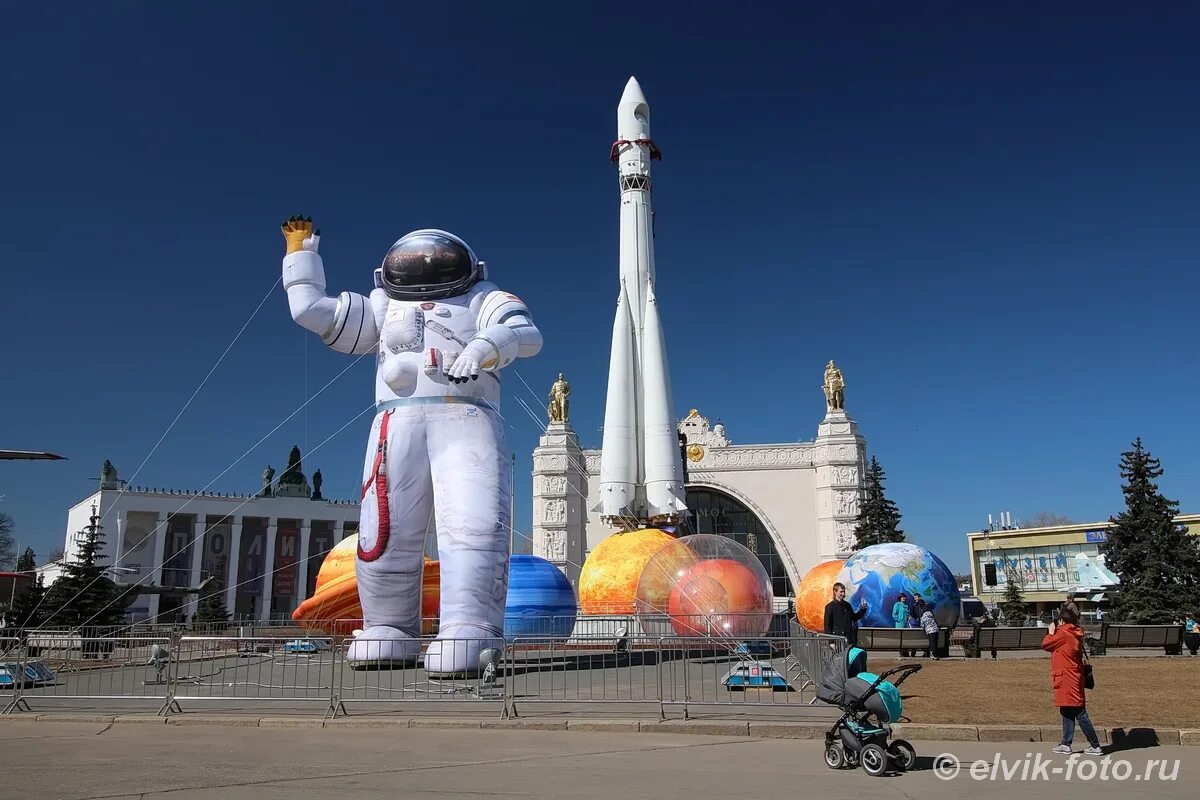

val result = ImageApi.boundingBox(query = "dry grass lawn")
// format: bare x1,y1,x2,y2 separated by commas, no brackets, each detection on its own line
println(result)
866,655,1200,729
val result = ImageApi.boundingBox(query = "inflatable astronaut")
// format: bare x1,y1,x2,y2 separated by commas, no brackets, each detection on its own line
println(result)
280,217,542,675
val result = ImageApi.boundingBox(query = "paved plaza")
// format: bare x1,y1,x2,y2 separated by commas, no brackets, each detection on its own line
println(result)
0,719,1195,800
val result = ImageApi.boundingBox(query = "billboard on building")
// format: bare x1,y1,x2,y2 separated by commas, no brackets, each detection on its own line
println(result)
119,511,159,578
202,516,232,587
162,514,195,588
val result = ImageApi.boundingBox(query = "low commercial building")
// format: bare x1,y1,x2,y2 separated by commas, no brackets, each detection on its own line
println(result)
966,513,1199,619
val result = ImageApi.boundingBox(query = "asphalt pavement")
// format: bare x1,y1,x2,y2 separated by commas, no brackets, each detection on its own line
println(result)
0,720,1195,800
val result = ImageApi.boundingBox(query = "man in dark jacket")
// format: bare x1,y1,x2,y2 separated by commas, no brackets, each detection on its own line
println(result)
824,582,868,644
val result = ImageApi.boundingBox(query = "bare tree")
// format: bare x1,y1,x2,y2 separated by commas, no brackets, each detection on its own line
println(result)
0,513,16,570
1024,512,1074,528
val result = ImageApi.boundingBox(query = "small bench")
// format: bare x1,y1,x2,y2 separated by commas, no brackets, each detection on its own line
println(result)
855,627,949,657
965,625,1047,659
1088,623,1184,656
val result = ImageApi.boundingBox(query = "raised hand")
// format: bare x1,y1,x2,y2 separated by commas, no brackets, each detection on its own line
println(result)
281,215,320,255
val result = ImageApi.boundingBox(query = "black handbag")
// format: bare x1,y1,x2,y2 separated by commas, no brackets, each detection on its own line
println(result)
1081,647,1095,690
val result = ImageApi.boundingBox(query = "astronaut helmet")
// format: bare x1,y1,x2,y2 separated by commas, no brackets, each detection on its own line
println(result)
377,229,486,301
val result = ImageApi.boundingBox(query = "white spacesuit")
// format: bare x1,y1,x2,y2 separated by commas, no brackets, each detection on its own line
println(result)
280,218,542,675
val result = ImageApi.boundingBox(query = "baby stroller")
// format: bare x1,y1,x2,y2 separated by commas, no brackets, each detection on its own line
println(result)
816,646,923,776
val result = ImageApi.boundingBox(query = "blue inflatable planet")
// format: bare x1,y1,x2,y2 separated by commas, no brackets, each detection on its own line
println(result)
504,554,578,641
838,542,961,629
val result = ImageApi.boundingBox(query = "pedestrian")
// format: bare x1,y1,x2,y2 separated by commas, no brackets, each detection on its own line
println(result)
920,607,940,660
1185,613,1199,656
1042,606,1103,755
892,592,911,656
910,594,931,656
1061,592,1080,620
824,582,868,647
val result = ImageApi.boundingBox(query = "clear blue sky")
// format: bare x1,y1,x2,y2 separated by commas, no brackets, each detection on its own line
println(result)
2,3,1197,573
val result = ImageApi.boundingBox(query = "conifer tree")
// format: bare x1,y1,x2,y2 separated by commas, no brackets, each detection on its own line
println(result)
852,456,906,549
1101,438,1200,623
15,547,35,574
1000,570,1027,625
193,576,231,625
8,575,48,629
43,506,125,629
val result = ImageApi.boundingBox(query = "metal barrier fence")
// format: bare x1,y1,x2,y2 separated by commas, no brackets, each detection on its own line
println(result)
0,620,847,720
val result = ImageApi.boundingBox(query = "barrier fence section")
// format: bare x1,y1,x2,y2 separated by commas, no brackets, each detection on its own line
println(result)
0,619,847,720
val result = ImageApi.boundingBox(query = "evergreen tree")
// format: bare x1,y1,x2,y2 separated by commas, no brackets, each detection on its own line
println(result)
193,576,231,625
999,570,1027,625
1101,438,1200,623
16,547,36,574
8,575,48,629
42,505,125,629
852,456,905,549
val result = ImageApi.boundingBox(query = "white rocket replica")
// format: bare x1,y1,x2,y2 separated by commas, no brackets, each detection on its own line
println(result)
596,77,688,529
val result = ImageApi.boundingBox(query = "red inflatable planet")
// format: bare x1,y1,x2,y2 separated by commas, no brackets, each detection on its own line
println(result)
666,558,773,638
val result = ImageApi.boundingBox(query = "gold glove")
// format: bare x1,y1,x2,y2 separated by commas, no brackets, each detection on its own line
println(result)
281,215,319,255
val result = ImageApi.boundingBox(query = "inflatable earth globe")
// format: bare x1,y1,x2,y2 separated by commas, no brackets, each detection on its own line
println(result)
837,542,961,629
634,534,773,639
794,558,845,633
504,554,578,642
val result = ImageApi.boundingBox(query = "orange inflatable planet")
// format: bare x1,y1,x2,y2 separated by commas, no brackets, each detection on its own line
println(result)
666,558,773,637
795,558,845,633
578,528,676,615
291,534,440,635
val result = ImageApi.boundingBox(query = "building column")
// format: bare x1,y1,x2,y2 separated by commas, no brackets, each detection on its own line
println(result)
260,518,278,622
112,510,129,573
225,517,242,620
184,519,207,620
813,410,868,560
148,512,168,622
296,521,312,606
531,422,587,588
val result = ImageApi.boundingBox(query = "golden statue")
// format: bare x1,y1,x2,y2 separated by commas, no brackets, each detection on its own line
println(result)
548,373,571,424
822,360,845,412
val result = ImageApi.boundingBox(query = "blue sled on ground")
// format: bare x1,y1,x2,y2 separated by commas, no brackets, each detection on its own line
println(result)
722,660,794,691
0,660,57,688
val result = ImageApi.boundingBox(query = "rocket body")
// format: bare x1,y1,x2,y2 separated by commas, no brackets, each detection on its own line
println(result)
597,77,687,528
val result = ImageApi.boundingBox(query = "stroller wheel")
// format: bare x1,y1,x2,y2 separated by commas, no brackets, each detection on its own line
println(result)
861,743,888,777
888,739,917,772
823,744,846,769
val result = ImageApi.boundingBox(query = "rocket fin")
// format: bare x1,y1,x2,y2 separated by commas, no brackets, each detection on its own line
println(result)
640,285,686,519
597,284,638,522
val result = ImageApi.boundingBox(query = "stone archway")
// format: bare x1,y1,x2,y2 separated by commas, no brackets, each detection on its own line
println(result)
683,483,796,598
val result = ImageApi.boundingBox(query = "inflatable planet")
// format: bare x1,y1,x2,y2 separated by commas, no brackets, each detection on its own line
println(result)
503,554,578,641
578,527,676,615
794,558,845,632
291,533,440,635
636,534,773,638
838,542,961,629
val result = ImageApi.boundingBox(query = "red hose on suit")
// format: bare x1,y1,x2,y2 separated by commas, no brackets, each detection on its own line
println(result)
358,410,393,562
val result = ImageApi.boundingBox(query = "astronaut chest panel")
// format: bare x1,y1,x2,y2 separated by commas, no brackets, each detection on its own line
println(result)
379,300,476,357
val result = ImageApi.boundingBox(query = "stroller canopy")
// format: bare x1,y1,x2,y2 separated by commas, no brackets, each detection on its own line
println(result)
816,646,903,723
817,646,867,706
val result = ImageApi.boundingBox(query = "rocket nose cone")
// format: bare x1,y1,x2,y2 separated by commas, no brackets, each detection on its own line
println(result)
617,76,650,139
620,76,647,106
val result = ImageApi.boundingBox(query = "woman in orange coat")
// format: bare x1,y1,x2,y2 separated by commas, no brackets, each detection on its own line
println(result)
1041,606,1103,755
